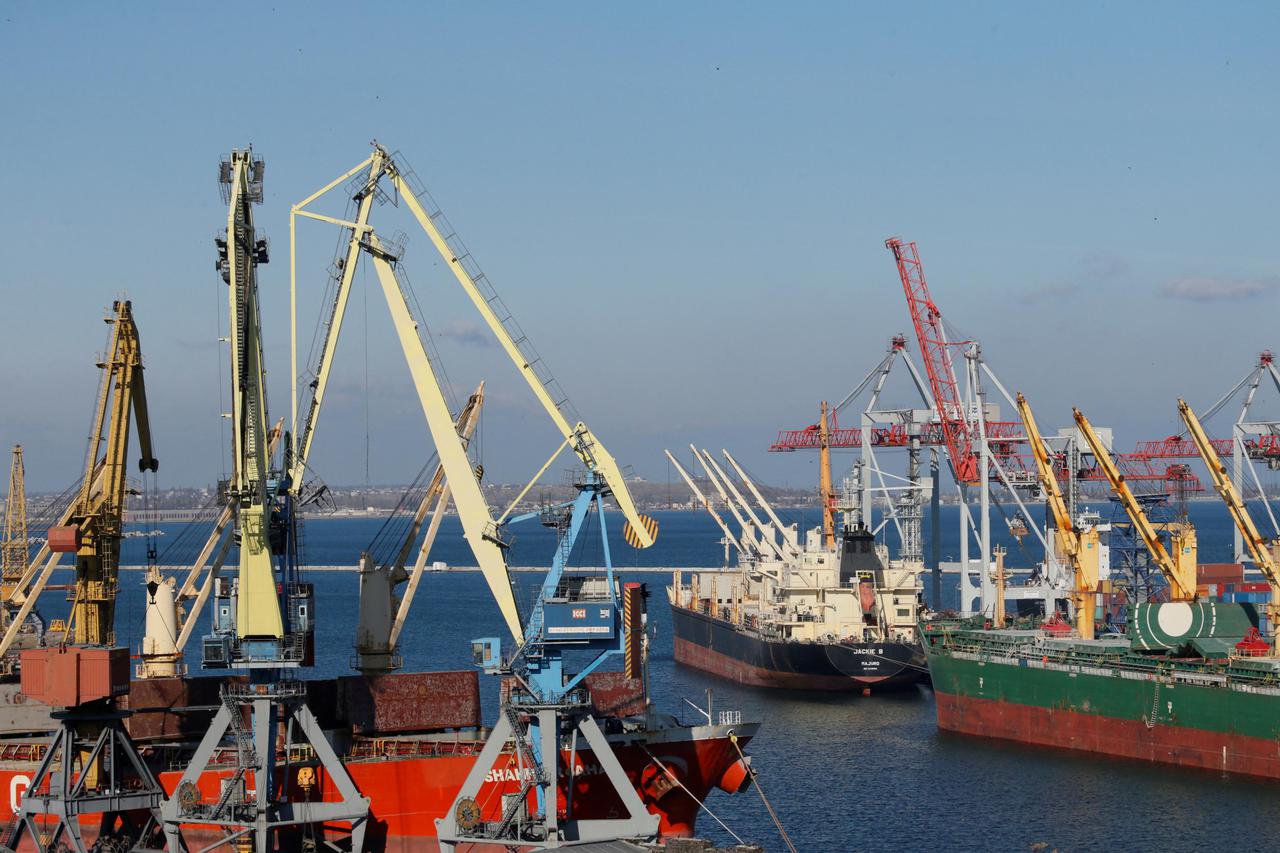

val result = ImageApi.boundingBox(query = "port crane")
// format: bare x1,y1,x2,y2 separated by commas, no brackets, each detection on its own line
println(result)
160,149,370,853
0,303,159,661
354,383,484,673
3,299,166,853
1018,394,1100,638
290,143,660,850
1074,408,1197,602
2,447,27,607
1178,398,1280,651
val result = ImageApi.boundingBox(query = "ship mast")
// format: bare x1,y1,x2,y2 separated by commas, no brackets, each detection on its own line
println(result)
819,400,835,548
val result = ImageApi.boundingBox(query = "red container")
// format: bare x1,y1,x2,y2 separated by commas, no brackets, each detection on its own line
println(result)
1198,563,1245,585
46,525,80,553
20,646,129,707
1238,582,1270,593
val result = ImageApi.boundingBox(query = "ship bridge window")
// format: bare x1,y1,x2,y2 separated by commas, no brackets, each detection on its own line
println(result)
897,608,910,617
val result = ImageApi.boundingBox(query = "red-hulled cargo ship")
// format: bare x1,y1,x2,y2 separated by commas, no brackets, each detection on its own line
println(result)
0,671,755,851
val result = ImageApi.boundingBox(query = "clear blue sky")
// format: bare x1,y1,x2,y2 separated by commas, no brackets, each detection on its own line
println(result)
2,2,1278,493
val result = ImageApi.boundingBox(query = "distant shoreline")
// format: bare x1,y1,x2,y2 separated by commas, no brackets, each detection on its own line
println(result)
113,565,733,574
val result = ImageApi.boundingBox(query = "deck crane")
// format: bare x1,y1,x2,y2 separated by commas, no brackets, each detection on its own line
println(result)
664,450,749,562
160,149,370,853
4,299,166,853
1074,408,1197,602
695,447,787,560
818,401,837,547
1018,394,1100,638
691,446,774,557
291,144,660,851
1178,398,1280,652
722,449,800,554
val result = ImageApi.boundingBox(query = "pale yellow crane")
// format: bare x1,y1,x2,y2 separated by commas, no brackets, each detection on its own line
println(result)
1,446,27,601
1178,398,1280,651
1074,408,1196,601
1018,394,1100,638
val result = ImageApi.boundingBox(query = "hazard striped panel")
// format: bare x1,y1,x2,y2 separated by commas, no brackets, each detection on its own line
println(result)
623,514,659,549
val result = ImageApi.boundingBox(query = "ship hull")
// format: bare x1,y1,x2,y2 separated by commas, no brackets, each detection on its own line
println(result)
925,628,1280,780
0,722,754,851
672,604,927,692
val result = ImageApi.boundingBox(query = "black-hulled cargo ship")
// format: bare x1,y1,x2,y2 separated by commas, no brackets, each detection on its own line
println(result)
669,525,929,692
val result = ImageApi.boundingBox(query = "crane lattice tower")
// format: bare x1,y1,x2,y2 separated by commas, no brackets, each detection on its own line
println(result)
1,445,26,591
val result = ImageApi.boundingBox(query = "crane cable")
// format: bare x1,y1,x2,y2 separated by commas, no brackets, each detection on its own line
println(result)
635,743,745,846
729,733,798,853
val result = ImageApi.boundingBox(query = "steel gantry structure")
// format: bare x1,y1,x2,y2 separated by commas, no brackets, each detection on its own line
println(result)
290,143,660,850
3,300,165,853
160,149,370,853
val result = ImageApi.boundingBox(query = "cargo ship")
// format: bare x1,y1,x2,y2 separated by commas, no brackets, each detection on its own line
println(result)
671,525,927,691
664,441,927,693
0,670,756,851
921,601,1280,779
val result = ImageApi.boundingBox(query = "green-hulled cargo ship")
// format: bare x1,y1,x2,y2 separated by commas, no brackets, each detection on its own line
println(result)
921,601,1280,779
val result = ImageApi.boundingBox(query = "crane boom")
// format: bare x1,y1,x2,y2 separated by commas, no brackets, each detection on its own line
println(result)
887,237,979,483
1074,407,1196,601
383,157,654,549
1019,394,1098,638
699,449,786,560
1179,398,1280,599
66,300,157,645
665,450,740,551
222,150,284,642
368,249,522,640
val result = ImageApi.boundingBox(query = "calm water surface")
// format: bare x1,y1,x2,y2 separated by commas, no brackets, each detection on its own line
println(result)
46,503,1271,851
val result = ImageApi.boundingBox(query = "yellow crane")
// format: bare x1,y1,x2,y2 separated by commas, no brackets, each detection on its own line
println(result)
1074,407,1196,601
2,302,163,853
39,302,158,647
1018,394,1100,638
1178,397,1280,651
2,446,27,602
290,144,658,640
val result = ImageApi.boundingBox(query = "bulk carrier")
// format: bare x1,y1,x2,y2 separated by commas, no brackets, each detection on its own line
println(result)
663,433,927,693
922,601,1280,779
920,391,1280,779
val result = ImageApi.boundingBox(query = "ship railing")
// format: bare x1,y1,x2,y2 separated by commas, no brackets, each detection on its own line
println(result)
717,710,742,726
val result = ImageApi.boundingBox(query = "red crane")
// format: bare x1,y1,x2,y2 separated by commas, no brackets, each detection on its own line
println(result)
885,237,982,483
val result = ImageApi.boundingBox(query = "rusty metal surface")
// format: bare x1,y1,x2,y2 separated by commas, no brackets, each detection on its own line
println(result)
124,674,245,742
19,646,129,707
338,670,481,734
583,671,647,718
